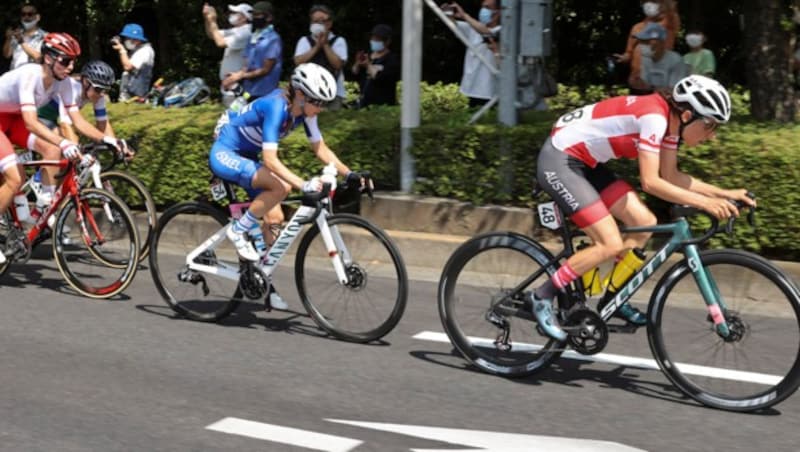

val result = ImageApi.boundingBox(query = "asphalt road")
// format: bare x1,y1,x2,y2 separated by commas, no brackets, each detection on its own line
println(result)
0,249,799,452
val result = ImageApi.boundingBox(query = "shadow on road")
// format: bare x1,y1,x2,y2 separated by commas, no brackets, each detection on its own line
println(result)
408,348,782,415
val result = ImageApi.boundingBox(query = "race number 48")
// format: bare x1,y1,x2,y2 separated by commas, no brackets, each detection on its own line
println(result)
537,202,563,230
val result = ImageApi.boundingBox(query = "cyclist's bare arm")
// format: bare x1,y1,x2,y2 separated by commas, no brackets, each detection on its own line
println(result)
59,121,79,143
310,139,351,176
21,109,69,147
65,109,105,142
659,149,755,207
262,150,305,190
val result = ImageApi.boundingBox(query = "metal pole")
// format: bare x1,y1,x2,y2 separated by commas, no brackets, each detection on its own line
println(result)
498,0,520,127
401,0,422,193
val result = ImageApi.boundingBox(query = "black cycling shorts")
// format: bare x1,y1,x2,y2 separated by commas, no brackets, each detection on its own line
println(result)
536,138,633,228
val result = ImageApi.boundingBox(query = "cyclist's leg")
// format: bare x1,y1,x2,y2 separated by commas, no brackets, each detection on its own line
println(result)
28,127,61,207
532,140,626,339
0,120,26,264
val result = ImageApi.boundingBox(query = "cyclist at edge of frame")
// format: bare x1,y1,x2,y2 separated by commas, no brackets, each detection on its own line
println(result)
531,74,756,341
0,32,90,265
33,59,134,204
208,62,366,310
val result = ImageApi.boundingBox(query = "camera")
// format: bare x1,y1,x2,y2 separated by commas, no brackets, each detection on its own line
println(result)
110,35,121,45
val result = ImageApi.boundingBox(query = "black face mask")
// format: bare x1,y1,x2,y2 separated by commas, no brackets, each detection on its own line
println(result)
252,17,268,29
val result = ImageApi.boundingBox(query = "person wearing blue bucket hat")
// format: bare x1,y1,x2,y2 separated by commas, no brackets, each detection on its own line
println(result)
111,23,155,100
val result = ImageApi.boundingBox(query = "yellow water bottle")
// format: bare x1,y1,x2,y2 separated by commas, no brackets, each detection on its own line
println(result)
576,240,604,296
604,248,646,293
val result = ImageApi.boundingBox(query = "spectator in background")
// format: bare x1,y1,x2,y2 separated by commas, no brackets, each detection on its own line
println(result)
223,1,281,100
444,0,501,108
203,3,253,106
632,22,687,93
294,5,348,110
351,24,400,108
112,23,155,101
3,3,47,70
683,31,715,77
613,0,680,94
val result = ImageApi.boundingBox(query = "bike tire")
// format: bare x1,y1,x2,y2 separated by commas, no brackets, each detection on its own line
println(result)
0,212,13,277
295,213,408,343
149,201,241,321
52,188,139,299
648,249,800,411
100,170,157,261
438,232,565,377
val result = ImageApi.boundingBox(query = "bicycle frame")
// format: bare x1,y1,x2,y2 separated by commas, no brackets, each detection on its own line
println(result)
185,202,351,285
527,215,734,338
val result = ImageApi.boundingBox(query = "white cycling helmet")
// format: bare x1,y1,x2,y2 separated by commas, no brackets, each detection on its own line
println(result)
291,63,336,103
672,75,732,124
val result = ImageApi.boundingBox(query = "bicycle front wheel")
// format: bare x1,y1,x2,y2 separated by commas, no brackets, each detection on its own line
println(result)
648,249,800,411
295,213,408,343
438,232,564,377
100,170,157,261
53,188,139,299
149,201,241,321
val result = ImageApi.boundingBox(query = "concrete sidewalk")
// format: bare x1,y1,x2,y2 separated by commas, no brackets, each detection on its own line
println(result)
359,192,800,285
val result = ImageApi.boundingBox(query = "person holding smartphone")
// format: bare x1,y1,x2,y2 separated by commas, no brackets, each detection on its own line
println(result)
2,4,47,70
351,24,399,108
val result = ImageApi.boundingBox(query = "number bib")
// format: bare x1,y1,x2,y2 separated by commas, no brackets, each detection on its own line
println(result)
210,178,228,201
537,201,563,230
554,104,594,129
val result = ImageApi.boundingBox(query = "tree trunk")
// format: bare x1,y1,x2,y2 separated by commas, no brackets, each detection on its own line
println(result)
743,0,796,121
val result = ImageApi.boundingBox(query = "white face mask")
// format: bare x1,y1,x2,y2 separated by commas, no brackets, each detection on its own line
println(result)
642,2,660,17
228,14,243,26
639,44,654,58
21,19,38,30
310,23,326,37
685,34,703,48
124,39,136,51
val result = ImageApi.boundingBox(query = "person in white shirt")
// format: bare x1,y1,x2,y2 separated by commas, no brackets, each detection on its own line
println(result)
2,4,47,70
203,3,253,106
112,23,155,101
293,4,348,111
443,0,501,107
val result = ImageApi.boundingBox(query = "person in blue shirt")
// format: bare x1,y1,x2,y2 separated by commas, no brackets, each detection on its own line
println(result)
221,1,282,99
209,62,361,309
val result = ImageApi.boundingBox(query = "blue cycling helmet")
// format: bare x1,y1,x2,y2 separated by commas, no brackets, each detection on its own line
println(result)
120,23,147,42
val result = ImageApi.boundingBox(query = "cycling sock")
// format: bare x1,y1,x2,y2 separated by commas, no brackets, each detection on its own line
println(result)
232,210,258,234
535,262,578,300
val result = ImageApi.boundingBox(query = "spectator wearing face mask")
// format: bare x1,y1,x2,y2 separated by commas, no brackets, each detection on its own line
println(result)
443,0,501,108
683,31,715,77
613,0,680,94
631,22,687,93
203,3,253,106
2,4,47,70
351,24,400,108
293,4,348,110
112,23,155,101
223,1,282,100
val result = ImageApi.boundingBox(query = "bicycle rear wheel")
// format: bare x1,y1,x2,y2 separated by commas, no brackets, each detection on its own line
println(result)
438,232,564,377
149,201,241,321
648,249,800,411
295,213,407,343
53,188,139,299
100,170,157,261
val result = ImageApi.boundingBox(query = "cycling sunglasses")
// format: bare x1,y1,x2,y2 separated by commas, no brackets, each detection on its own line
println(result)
54,55,75,67
306,98,328,108
88,83,109,95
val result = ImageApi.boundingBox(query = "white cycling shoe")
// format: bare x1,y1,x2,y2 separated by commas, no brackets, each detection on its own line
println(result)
226,225,259,261
268,289,288,310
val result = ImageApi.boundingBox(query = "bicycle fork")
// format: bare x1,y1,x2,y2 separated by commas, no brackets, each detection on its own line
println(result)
684,244,732,339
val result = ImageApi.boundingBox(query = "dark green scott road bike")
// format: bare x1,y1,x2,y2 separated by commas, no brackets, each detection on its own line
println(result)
438,192,800,412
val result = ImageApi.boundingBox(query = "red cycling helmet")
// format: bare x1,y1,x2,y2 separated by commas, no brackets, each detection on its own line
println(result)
42,32,81,58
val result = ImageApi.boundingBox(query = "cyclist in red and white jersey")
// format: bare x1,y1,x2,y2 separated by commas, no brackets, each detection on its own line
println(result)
0,32,83,264
530,75,756,341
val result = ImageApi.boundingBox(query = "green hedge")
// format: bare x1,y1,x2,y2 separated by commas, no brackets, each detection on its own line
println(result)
102,84,800,260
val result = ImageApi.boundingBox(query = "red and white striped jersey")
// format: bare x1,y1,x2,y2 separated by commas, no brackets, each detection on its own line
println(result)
550,94,679,167
0,64,78,114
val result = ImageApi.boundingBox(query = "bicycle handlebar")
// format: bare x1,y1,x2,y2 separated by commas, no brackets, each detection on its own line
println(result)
672,191,757,245
297,182,332,225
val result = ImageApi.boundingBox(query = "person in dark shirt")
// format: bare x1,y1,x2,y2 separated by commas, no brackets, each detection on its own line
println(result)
351,24,400,108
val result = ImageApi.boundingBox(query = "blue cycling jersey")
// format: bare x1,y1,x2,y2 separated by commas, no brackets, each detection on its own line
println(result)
216,88,322,157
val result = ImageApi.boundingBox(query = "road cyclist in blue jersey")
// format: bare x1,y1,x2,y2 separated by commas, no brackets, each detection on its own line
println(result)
209,62,364,310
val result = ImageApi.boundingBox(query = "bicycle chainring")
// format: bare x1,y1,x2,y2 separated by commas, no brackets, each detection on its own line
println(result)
564,307,608,355
239,262,268,300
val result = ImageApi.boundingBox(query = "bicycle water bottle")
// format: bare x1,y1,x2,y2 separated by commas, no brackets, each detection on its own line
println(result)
250,224,268,258
229,91,251,113
13,192,31,223
321,162,337,198
576,241,603,296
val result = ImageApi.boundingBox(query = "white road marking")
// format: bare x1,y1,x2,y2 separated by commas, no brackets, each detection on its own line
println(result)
328,419,646,452
413,331,782,385
205,417,363,452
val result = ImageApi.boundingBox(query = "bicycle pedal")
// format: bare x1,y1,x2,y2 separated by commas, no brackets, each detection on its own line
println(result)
606,322,640,334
